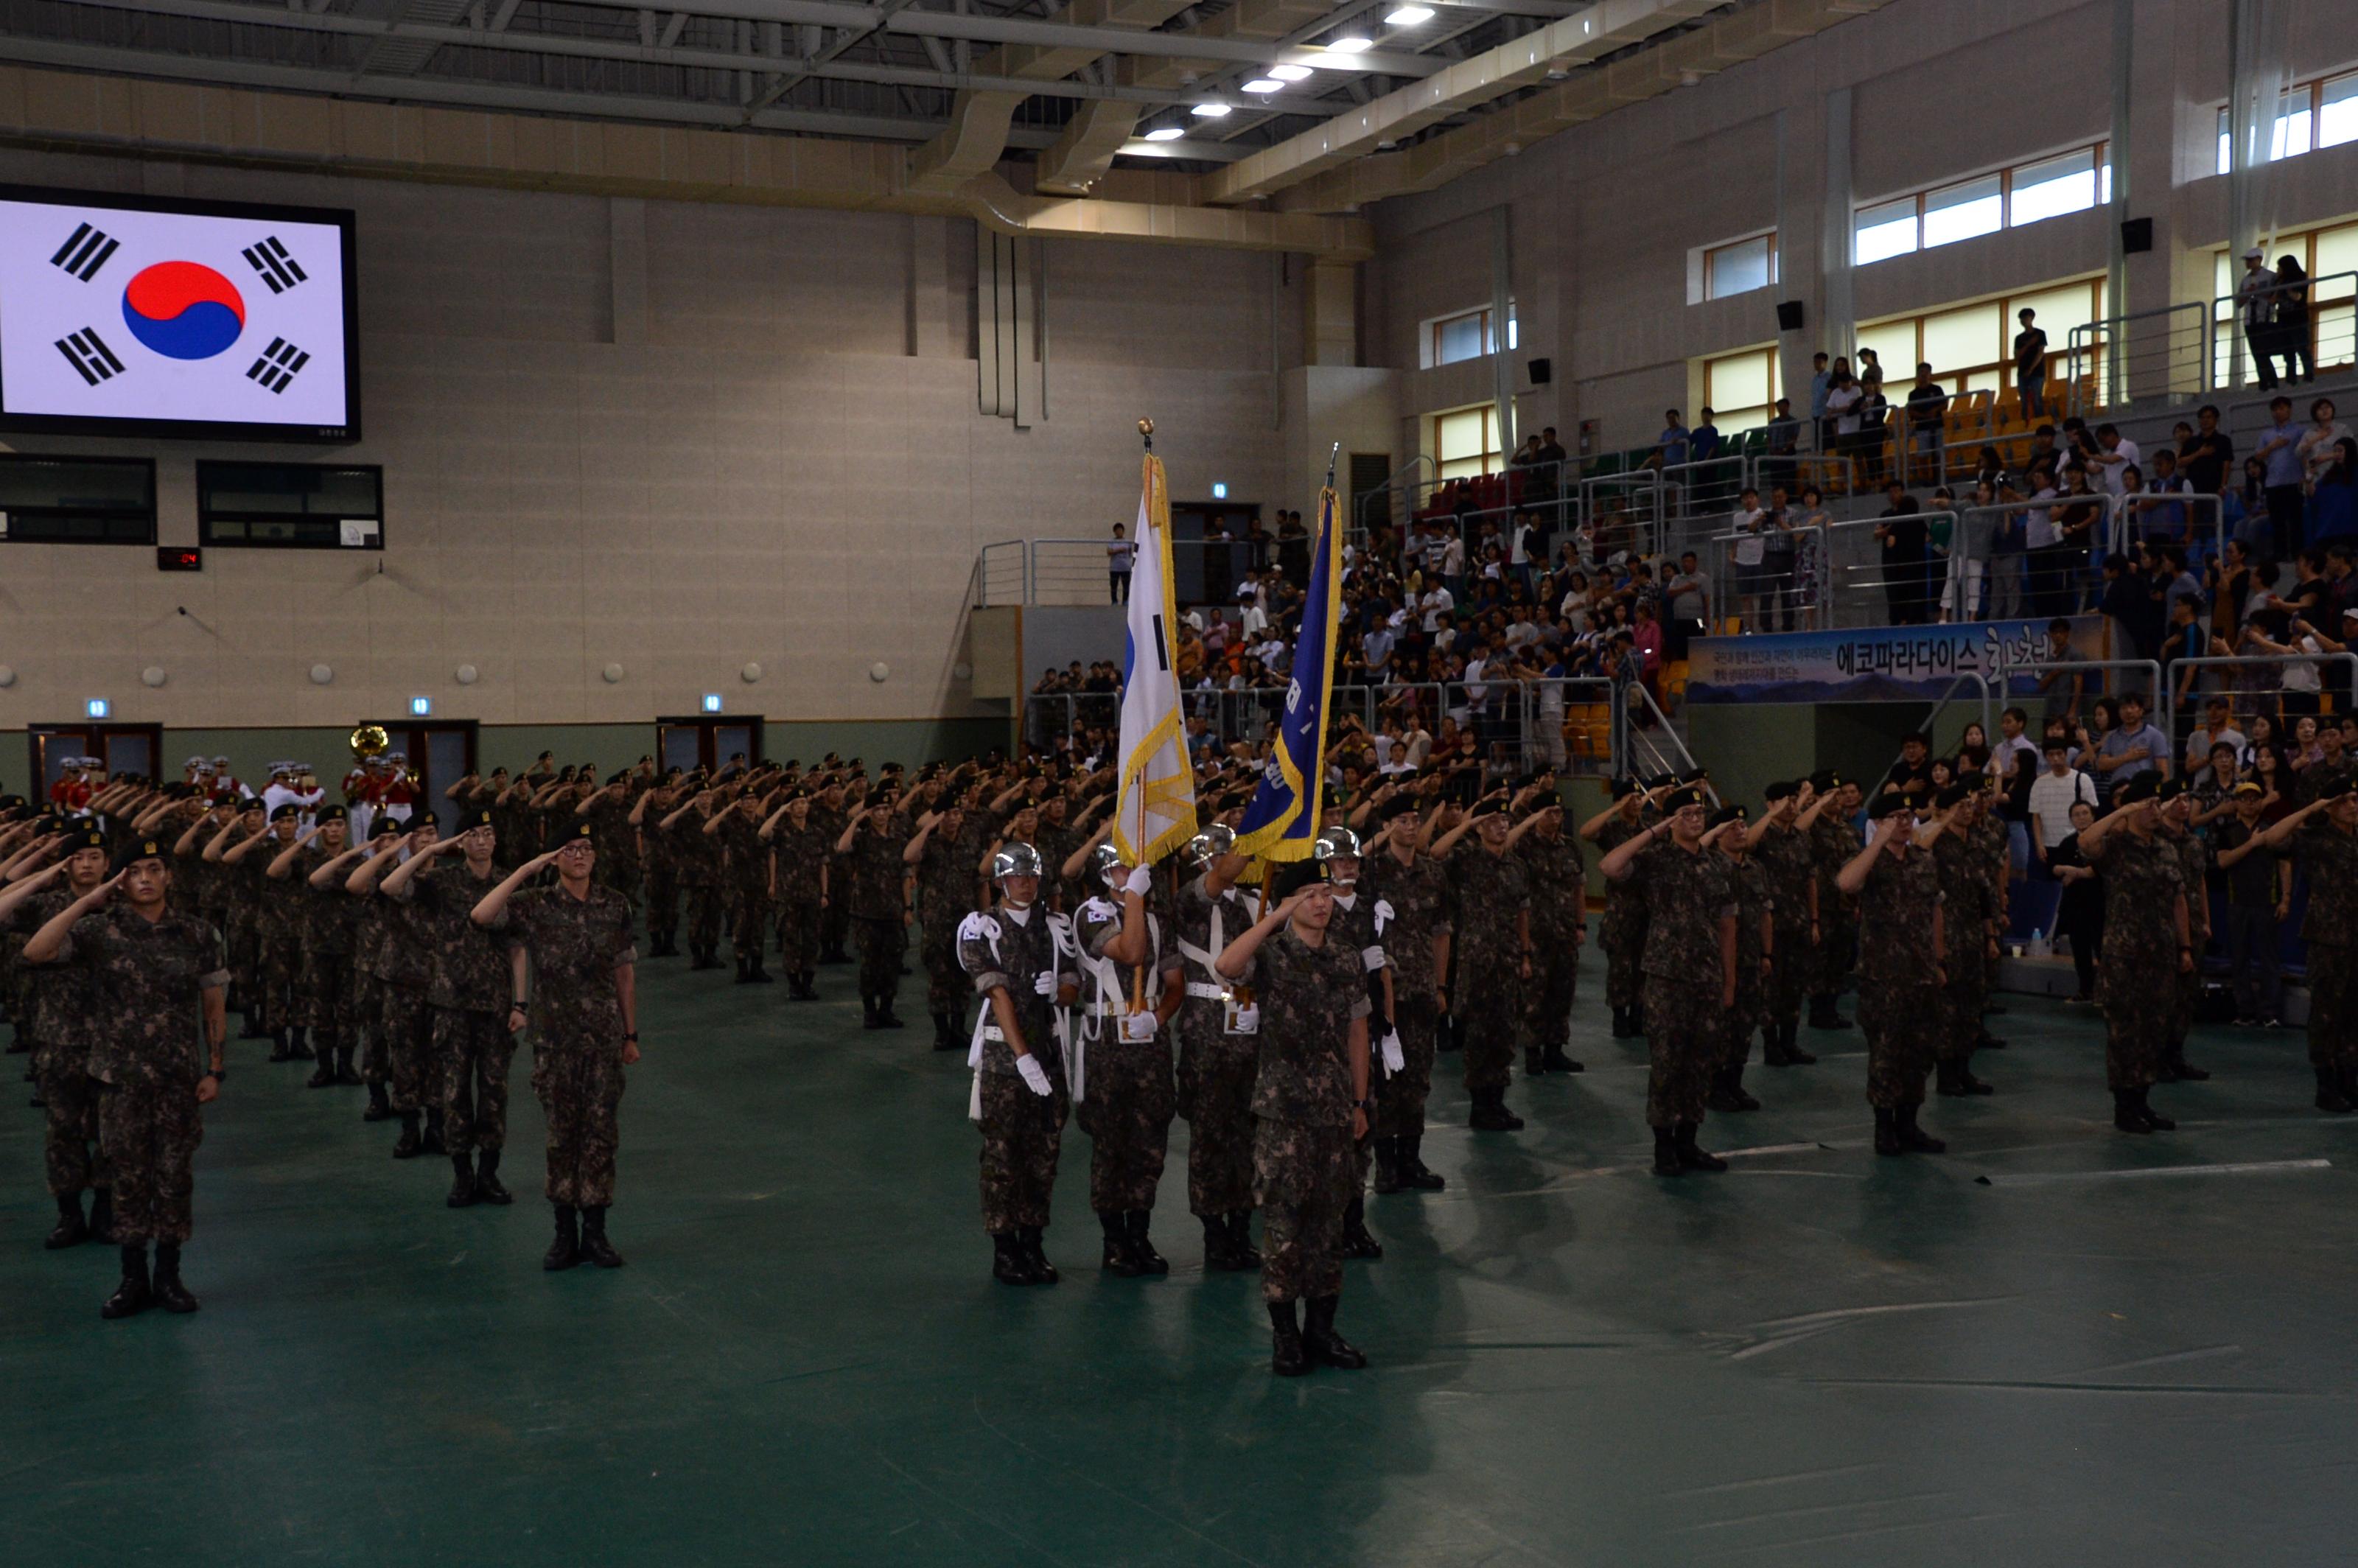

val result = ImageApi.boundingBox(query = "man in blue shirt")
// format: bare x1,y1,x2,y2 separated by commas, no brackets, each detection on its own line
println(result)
2253,395,2306,558
1689,407,1721,465
2096,693,2171,787
1654,410,1690,471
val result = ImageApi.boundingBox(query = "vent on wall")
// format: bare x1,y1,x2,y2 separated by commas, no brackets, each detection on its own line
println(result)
976,230,1045,427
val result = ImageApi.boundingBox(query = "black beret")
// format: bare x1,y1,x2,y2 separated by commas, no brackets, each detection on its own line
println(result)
1644,772,1676,791
2113,775,2160,805
458,807,497,830
316,804,348,823
67,826,108,853
112,836,169,875
1763,780,1798,802
1609,777,1641,799
1935,783,1971,808
1270,859,1324,899
1677,766,1710,785
1661,785,1707,813
270,803,301,822
559,820,595,844
2155,777,2187,802
1808,769,1842,791
1867,791,1915,819
1377,794,1422,824
1707,805,1747,830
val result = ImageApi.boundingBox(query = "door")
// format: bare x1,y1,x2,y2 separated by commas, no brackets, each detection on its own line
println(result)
367,721,479,833
27,723,164,805
655,718,765,777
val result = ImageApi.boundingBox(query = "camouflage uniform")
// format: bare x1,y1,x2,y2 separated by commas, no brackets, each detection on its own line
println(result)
1631,841,1736,1127
1858,842,1942,1107
584,794,642,909
370,880,437,1115
2163,826,2210,1056
1720,852,1770,1074
253,837,307,1035
1238,923,1369,1306
491,791,533,872
1074,896,1180,1215
1594,817,1649,1018
640,805,679,953
2091,831,2183,1091
814,801,854,959
670,811,725,962
958,903,1072,1234
217,841,265,1015
298,844,360,1063
716,811,771,965
845,826,909,1005
9,887,105,1200
493,884,637,1208
1517,830,1586,1062
1810,812,1864,1005
1362,849,1449,1138
2294,823,2358,1076
1754,822,1814,1033
1973,810,2011,998
916,833,978,1019
1172,872,1260,1216
1447,840,1528,1092
769,819,827,975
2298,755,2358,806
49,906,226,1246
351,884,386,1085
1326,886,1389,1189
1931,831,1992,1068
399,863,517,1154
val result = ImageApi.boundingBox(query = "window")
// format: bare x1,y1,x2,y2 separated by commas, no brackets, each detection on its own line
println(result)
197,462,384,548
1432,405,1503,481
1699,346,1780,435
1424,304,1516,368
2210,218,2358,384
1855,276,2108,405
1854,143,2111,266
0,455,155,545
2215,69,2358,172
1704,233,1777,300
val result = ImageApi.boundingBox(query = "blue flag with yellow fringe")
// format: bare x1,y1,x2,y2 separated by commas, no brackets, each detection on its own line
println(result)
1232,484,1341,862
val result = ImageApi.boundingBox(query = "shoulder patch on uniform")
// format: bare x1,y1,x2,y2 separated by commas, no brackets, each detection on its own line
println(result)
1079,896,1117,922
956,911,1001,945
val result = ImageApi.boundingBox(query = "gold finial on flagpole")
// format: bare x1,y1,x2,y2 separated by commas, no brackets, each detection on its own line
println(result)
1137,417,1154,450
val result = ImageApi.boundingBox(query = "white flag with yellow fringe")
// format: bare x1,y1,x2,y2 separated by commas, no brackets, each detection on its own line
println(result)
1112,452,1198,865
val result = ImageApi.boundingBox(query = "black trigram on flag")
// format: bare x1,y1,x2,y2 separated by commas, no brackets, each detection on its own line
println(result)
49,223,120,282
54,327,127,386
241,235,307,294
245,337,309,393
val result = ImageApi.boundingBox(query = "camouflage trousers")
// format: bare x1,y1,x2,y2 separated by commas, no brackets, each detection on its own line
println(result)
1721,976,1763,1071
1603,924,1645,1012
533,1043,626,1208
257,935,302,1032
1523,948,1578,1055
1937,966,1983,1065
376,980,435,1113
2307,942,2358,1071
978,1068,1067,1234
1768,921,1812,1025
1076,1038,1175,1213
1177,1022,1258,1217
225,910,261,1009
644,869,679,946
685,884,724,956
1375,995,1441,1138
1254,1117,1353,1306
303,949,355,1057
822,892,852,956
433,1007,514,1155
1861,980,1938,1108
36,1058,105,1198
776,894,820,972
2099,950,2167,1091
1642,973,1717,1127
597,858,641,911
923,925,968,1016
1459,953,1523,1091
2169,960,2200,1050
99,1081,201,1246
1814,914,1860,998
855,915,905,999
729,886,771,961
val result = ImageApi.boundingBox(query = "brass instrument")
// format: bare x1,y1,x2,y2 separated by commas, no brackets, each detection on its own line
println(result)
349,723,390,761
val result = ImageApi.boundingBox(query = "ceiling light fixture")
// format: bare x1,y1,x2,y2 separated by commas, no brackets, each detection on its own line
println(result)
1270,64,1312,81
1324,37,1374,54
1242,78,1282,94
1192,102,1232,117
1143,126,1186,141
1385,5,1434,22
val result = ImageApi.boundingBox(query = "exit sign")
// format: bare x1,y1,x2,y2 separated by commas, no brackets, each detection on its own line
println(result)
156,547,203,572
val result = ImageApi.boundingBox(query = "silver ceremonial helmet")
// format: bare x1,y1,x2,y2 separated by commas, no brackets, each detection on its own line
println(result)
990,842,1044,882
1184,822,1235,869
1312,826,1362,886
1089,840,1130,889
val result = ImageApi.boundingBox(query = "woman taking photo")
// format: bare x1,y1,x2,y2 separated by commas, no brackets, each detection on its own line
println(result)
2050,799,2105,1005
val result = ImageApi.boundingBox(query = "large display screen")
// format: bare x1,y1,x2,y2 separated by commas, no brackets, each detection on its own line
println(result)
0,185,360,442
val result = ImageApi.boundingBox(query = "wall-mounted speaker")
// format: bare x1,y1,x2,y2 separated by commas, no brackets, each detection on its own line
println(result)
1776,300,1805,332
1528,357,1553,385
2121,217,2153,253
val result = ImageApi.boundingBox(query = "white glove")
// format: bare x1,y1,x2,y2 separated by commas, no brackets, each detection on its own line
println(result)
1124,865,1153,896
1015,1053,1053,1096
1033,970,1058,996
1119,1010,1159,1043
1380,1030,1404,1074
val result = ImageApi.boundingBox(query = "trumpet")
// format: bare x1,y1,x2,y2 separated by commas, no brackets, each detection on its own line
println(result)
349,723,391,760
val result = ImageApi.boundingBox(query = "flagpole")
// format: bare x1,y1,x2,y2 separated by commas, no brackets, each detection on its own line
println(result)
1130,416,1155,1017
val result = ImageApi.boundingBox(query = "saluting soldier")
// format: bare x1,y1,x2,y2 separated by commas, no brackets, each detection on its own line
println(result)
1072,842,1184,1276
0,827,116,1248
1214,864,1373,1376
2253,784,2358,1113
837,797,912,1029
1434,794,1533,1132
1834,792,1949,1154
959,843,1076,1286
662,783,728,971
1704,805,1769,1114
1799,770,1863,1031
1169,822,1266,1267
349,821,447,1158
710,791,774,986
1600,785,1737,1175
1510,785,1586,1077
472,822,642,1271
760,788,827,1000
2155,780,2214,1085
906,801,980,1051
1924,784,1998,1099
223,803,309,1061
2075,776,2192,1133
1312,827,1390,1262
1745,781,1819,1067
632,776,681,958
23,834,227,1319
1361,793,1451,1196
200,798,270,1045
1581,778,1653,1038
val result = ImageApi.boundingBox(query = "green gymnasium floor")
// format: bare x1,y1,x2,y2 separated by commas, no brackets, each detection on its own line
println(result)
1,958,2352,1567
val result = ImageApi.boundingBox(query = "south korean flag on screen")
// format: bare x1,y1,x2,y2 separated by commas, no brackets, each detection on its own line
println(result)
0,195,349,431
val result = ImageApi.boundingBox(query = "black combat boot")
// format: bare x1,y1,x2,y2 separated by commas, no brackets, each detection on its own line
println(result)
1953,1063,1994,1096
1705,1068,1743,1113
544,1205,581,1271
875,995,906,1029
1126,1210,1169,1274
990,1231,1035,1285
2316,1067,2354,1116
1651,1126,1682,1176
795,971,820,1001
1936,1060,1964,1096
1225,1211,1262,1270
306,1048,336,1088
1762,1028,1794,1067
1541,1044,1583,1074
1018,1225,1058,1284
239,1007,266,1040
1525,1045,1547,1077
1303,1295,1367,1370
150,1245,200,1314
391,1110,423,1158
1895,1103,1946,1153
289,1028,316,1061
363,1082,393,1122
1611,1007,1634,1038
445,1152,478,1208
1099,1211,1141,1277
88,1188,114,1244
421,1108,447,1155
2167,1045,2210,1082
1268,1300,1309,1376
578,1206,626,1267
267,1028,293,1063
1673,1122,1728,1172
746,957,774,984
1340,1197,1383,1261
1401,1135,1446,1191
860,995,881,1030
733,954,753,984
1728,1063,1761,1111
2135,1088,2175,1132
1781,1023,1816,1065
335,1046,363,1087
1371,1136,1403,1195
1201,1211,1242,1271
1874,1106,1903,1155
1808,994,1853,1030
932,1013,960,1052
99,1245,152,1320
1628,1000,1646,1035
475,1148,513,1205
43,1191,88,1250
2113,1088,2151,1133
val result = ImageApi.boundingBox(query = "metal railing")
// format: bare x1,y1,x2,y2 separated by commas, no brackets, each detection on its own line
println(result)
977,539,1029,607
2211,270,2358,393
2158,651,2358,749
2067,301,2211,413
1817,511,1961,630
2107,489,2225,563
1700,523,1830,634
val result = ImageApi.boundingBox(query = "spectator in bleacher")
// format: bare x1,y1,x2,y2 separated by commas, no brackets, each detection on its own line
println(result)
2053,468,2105,611
1943,484,1993,623
2315,444,2358,545
1760,485,1800,632
2254,396,2307,557
2297,398,2351,493
1629,601,1665,703
1873,485,1931,626
1763,399,1801,495
2182,405,2234,499
2089,424,2141,497
2272,256,2314,386
1981,480,2025,620
1825,372,1863,473
1441,528,1466,595
1729,487,1768,632
1906,363,1948,486
1650,410,1690,474
1277,509,1309,587
2028,739,2098,878
2100,552,2161,664
1791,485,1832,629
1510,433,1549,485
1858,348,1884,396
2097,692,2170,786
1808,352,1833,448
2165,593,2208,710
1690,407,1722,466
2237,247,2282,389
2014,308,2049,419
2183,696,2247,779
1108,522,1136,603
1858,379,1891,488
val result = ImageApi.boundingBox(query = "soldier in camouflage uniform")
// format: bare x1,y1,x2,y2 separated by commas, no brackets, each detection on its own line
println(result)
1310,829,1391,1261
201,799,270,1041
315,825,388,1108
1836,793,1948,1155
1436,797,1533,1131
1511,790,1586,1076
631,780,680,958
1601,786,1738,1175
959,843,1076,1286
473,821,641,1271
1703,806,1770,1114
906,802,982,1051
1362,794,1451,1195
836,799,911,1029
760,789,827,999
222,804,309,1060
2256,785,2358,1112
1169,822,1267,1267
1215,867,1374,1376
711,792,775,985
1745,781,1819,1067
578,770,644,910
1071,843,1184,1275
276,805,364,1090
382,808,520,1206
1581,780,1653,1037
2155,781,2214,1085
2076,777,2191,1132
658,786,726,970
814,777,856,964
1924,785,1998,1099
349,822,447,1157
23,836,227,1319
0,829,115,1249
1797,771,1864,1032
2298,718,2358,805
